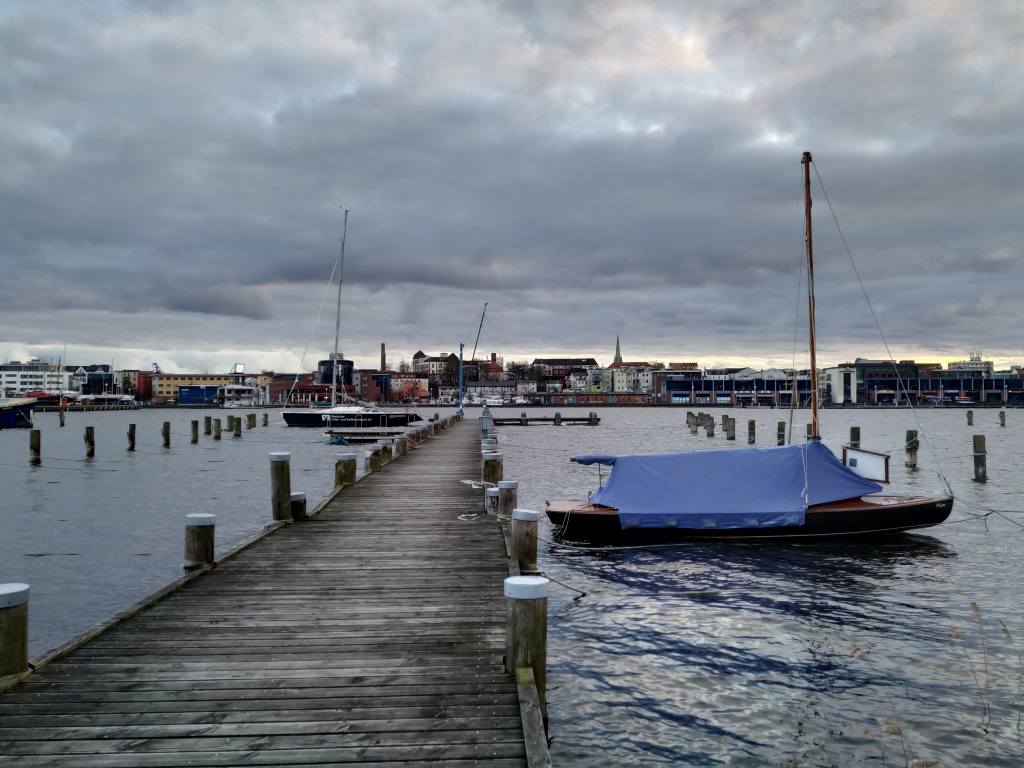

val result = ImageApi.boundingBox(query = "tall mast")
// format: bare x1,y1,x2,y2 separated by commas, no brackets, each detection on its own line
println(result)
331,208,349,407
801,151,819,437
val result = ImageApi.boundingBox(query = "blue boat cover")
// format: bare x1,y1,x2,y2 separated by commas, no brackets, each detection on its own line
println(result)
575,442,882,529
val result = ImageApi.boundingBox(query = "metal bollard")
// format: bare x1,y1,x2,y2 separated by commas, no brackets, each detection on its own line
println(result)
504,576,548,714
512,508,539,573
334,452,358,488
483,452,504,484
29,430,40,465
972,435,987,482
497,480,518,518
269,452,292,521
183,513,215,570
290,492,307,522
0,583,30,679
485,487,500,515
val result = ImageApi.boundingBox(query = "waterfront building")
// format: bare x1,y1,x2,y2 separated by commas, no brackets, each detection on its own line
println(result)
948,353,995,378
1,359,71,396
530,358,600,377
466,380,516,399
151,372,243,403
825,365,859,405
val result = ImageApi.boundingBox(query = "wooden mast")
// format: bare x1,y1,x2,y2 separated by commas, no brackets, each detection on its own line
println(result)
801,151,819,437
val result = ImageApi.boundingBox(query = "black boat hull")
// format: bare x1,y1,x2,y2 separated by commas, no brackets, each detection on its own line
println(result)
282,410,423,428
545,496,954,543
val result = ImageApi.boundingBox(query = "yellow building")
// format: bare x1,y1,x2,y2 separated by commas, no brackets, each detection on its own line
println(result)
151,374,240,403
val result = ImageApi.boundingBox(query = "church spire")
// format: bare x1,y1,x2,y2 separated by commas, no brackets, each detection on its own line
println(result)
614,335,622,365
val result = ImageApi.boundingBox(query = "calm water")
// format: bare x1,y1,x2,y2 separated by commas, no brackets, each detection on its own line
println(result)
2,405,1022,765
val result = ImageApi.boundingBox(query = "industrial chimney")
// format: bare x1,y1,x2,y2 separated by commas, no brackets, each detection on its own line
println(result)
380,343,386,372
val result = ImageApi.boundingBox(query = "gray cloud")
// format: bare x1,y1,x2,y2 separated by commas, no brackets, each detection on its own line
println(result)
1,0,1022,372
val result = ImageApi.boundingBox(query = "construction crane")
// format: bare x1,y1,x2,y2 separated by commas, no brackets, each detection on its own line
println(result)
470,301,488,362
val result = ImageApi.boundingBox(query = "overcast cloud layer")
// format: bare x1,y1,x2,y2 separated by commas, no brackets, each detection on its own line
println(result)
2,0,1022,372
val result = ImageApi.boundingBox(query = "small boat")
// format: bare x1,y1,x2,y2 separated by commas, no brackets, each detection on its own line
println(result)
546,152,952,542
0,398,36,429
954,396,973,405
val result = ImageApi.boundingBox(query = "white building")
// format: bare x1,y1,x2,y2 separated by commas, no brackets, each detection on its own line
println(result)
612,367,653,393
825,366,858,405
1,360,71,397
948,353,994,378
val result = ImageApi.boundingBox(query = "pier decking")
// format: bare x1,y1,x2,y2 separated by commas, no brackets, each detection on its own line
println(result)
0,420,534,766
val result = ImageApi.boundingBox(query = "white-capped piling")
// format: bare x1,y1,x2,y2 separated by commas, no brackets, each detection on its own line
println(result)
748,419,756,445
483,452,504,485
203,416,212,435
84,425,95,458
512,508,539,573
498,480,518,518
0,583,30,679
161,421,170,448
379,439,393,465
485,487,500,515
290,491,307,522
269,452,292,521
905,429,919,469
504,575,548,713
183,513,215,570
849,426,860,450
972,435,987,482
776,421,785,446
29,430,40,465
191,420,199,444
367,445,382,473
212,418,222,440
334,452,358,488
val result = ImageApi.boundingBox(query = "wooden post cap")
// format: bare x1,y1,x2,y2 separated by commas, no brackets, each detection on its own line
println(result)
185,513,216,527
289,492,306,502
483,452,503,460
269,452,290,462
498,480,519,490
335,452,358,460
504,576,548,600
512,508,539,522
0,583,30,608
485,488,499,498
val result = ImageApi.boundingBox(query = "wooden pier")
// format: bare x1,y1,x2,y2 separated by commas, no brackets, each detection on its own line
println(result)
0,419,547,766
493,411,599,426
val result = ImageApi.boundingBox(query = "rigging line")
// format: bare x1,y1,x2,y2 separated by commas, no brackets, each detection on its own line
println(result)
285,249,341,406
810,159,954,497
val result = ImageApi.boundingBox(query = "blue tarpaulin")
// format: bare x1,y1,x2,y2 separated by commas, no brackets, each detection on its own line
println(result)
575,442,882,530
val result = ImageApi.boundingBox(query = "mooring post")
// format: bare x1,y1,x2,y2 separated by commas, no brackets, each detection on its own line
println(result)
725,418,736,441
203,415,212,435
58,411,65,427
498,480,518,518
246,414,254,430
721,414,728,428
191,420,199,444
183,513,215,570
806,423,813,440
972,435,987,482
999,410,1006,427
777,421,785,446
504,575,548,715
380,439,393,465
483,452,504,484
233,417,242,438
554,412,562,426
394,435,407,457
290,491,307,522
161,421,170,448
84,426,95,458
512,509,539,573
126,423,136,451
849,426,860,449
0,583,30,679
905,429,919,469
367,445,382,473
966,410,974,426
334,452,358,488
269,452,292,521
705,420,715,437
212,418,222,440
29,430,40,465
748,419,756,445
589,411,599,425
485,487,500,515
520,412,528,426
262,412,269,427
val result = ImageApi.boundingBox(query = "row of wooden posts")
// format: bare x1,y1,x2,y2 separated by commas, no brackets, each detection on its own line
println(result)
3,414,464,682
28,412,272,464
479,409,549,719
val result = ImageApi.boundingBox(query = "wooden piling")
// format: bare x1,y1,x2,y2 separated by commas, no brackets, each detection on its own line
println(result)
497,480,518,518
29,430,40,465
485,487,500,516
190,420,199,444
905,429,919,469
262,412,269,427
705,421,715,437
127,423,136,451
203,416,212,435
806,423,813,439
367,446,382,474
58,410,64,427
0,583,30,679
966,410,974,426
483,452,504,485
334,452,358,488
161,421,170,448
379,439,393,465
183,513,215,570
504,576,548,715
748,419,756,445
520,412,528,426
849,426,860,450
972,435,987,482
269,452,292,521
232,417,242,439
512,509,539,573
290,491,308,522
394,435,407,457
84,426,95,458
999,410,1006,427
725,418,735,441
212,418,222,440
553,412,562,426
777,421,785,446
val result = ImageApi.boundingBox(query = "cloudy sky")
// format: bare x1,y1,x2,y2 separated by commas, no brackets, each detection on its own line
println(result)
2,1,1021,373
